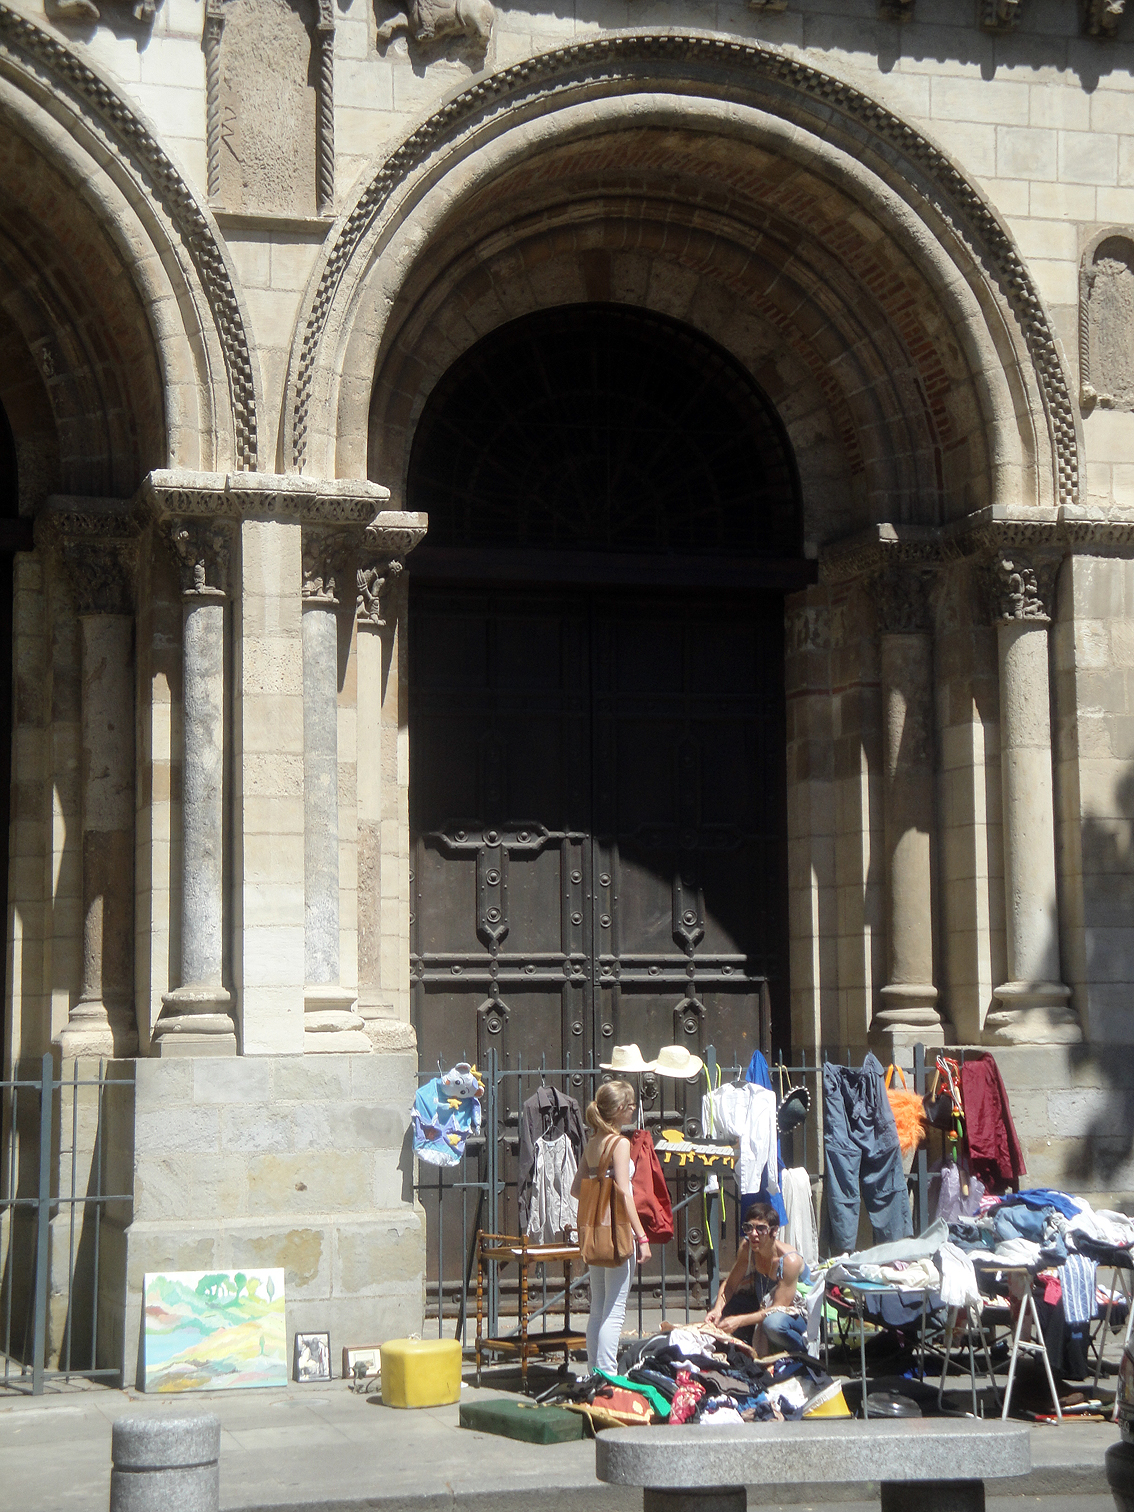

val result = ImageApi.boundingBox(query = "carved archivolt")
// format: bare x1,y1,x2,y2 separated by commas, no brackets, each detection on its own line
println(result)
1079,231,1134,413
0,2,258,470
289,32,1079,511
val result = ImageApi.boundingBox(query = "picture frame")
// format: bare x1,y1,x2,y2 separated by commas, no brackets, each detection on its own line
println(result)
343,1344,382,1386
294,1330,332,1383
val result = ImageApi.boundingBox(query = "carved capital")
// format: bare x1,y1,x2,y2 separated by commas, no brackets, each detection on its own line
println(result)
169,518,232,599
989,551,1060,624
786,603,830,654
64,539,137,616
1083,0,1125,36
302,528,352,607
874,566,934,635
356,559,403,629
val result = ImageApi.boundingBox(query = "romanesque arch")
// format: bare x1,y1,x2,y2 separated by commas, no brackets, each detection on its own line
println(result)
285,32,1079,533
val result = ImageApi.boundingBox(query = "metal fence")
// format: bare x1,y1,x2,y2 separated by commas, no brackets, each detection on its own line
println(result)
414,1043,827,1346
0,1052,130,1393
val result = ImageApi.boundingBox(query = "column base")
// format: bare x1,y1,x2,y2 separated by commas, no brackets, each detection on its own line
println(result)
57,999,139,1059
872,984,948,1049
985,981,1080,1045
304,985,371,1053
153,984,237,1056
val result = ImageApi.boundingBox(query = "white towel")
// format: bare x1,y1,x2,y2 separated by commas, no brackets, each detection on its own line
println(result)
781,1167,819,1267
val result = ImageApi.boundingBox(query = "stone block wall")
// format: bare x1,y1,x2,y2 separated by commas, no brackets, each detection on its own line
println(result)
100,1052,423,1387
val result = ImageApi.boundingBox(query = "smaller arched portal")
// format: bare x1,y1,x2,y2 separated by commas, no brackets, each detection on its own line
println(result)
407,304,811,1085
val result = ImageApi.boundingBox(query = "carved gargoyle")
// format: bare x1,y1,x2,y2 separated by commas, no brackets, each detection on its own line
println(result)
376,0,494,50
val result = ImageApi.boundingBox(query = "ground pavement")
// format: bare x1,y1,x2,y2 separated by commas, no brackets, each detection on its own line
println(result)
0,1365,1123,1512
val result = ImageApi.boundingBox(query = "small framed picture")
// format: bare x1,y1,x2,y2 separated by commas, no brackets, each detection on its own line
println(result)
343,1345,382,1385
294,1331,331,1383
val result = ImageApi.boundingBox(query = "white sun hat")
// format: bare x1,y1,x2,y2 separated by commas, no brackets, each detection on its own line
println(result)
598,1044,657,1073
653,1044,705,1079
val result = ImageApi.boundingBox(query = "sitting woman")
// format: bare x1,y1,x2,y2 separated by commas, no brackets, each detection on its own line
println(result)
704,1202,810,1356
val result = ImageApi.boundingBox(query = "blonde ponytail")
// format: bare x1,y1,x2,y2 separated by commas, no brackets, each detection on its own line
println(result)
585,1079,634,1139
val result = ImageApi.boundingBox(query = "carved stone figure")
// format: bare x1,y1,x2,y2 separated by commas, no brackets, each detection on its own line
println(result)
375,0,494,49
1080,235,1134,411
1083,0,1125,36
980,0,1023,29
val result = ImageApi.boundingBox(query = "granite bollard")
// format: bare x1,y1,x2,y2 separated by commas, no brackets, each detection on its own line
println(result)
110,1414,220,1512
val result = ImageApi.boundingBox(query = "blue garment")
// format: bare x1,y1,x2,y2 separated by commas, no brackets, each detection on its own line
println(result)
742,1053,787,1225
1062,1252,1098,1325
822,1053,911,1256
994,1204,1048,1244
744,1051,774,1090
412,1077,481,1167
999,1189,1081,1219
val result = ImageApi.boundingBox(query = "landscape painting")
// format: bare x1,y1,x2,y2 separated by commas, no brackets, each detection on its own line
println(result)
143,1268,287,1392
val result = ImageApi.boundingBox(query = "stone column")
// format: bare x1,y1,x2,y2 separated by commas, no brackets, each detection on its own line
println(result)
57,530,139,1058
872,568,948,1049
302,529,369,1052
152,520,237,1056
985,552,1079,1044
355,512,426,1043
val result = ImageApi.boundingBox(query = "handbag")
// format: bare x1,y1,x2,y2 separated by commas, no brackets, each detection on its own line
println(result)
776,1063,811,1134
577,1133,634,1267
628,1128,674,1244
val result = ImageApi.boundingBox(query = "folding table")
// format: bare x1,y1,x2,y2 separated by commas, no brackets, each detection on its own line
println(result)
972,1256,1062,1422
1090,1247,1134,1420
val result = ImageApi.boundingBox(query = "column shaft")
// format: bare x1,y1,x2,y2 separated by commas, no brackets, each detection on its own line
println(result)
61,613,138,1056
302,532,368,1051
153,523,235,1055
987,607,1077,1042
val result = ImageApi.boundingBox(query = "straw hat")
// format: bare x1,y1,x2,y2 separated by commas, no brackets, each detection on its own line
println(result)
652,1045,704,1079
598,1044,656,1073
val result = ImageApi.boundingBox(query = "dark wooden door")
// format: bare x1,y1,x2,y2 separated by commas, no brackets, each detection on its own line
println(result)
409,581,786,1102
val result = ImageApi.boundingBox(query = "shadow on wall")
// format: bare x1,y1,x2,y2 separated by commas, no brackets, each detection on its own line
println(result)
1064,762,1134,1200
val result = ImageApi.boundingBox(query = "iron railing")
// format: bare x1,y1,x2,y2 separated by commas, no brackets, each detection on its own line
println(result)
1,1052,131,1393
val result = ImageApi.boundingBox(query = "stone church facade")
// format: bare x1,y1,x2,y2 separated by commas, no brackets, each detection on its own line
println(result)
1,0,1133,1382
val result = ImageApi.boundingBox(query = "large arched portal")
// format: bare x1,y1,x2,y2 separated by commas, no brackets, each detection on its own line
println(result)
407,304,810,1085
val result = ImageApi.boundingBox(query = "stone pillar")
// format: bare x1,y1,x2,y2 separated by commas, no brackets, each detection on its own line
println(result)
872,568,948,1050
302,529,368,1052
355,513,426,1042
152,520,237,1056
56,529,139,1058
986,552,1079,1044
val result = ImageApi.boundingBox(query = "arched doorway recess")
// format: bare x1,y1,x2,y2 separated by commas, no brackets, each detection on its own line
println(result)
407,304,807,1083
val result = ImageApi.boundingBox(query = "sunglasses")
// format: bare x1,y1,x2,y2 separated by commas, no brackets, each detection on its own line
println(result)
744,1222,773,1235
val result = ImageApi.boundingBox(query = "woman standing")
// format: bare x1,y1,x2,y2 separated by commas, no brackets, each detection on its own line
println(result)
571,1079,651,1374
705,1201,810,1355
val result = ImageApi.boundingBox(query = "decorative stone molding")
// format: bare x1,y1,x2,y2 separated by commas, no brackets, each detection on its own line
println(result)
1083,0,1125,37
169,519,233,599
820,523,942,587
873,565,934,636
1079,231,1134,412
990,551,1060,624
0,4,258,469
375,0,494,51
203,0,227,203
288,33,1078,514
141,469,392,523
980,0,1023,29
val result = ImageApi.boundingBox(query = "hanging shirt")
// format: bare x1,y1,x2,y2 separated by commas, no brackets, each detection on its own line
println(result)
526,1132,578,1243
702,1082,778,1196
517,1086,586,1230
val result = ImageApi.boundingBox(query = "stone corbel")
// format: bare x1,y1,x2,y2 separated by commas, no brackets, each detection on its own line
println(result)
980,0,1023,29
1083,0,1125,37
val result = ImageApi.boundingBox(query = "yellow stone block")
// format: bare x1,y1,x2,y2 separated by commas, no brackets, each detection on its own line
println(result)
380,1338,462,1409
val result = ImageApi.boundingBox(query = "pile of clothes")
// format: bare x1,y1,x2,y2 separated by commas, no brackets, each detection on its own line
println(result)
549,1323,838,1429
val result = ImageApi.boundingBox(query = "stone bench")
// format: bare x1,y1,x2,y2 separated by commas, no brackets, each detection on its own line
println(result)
595,1417,1030,1512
